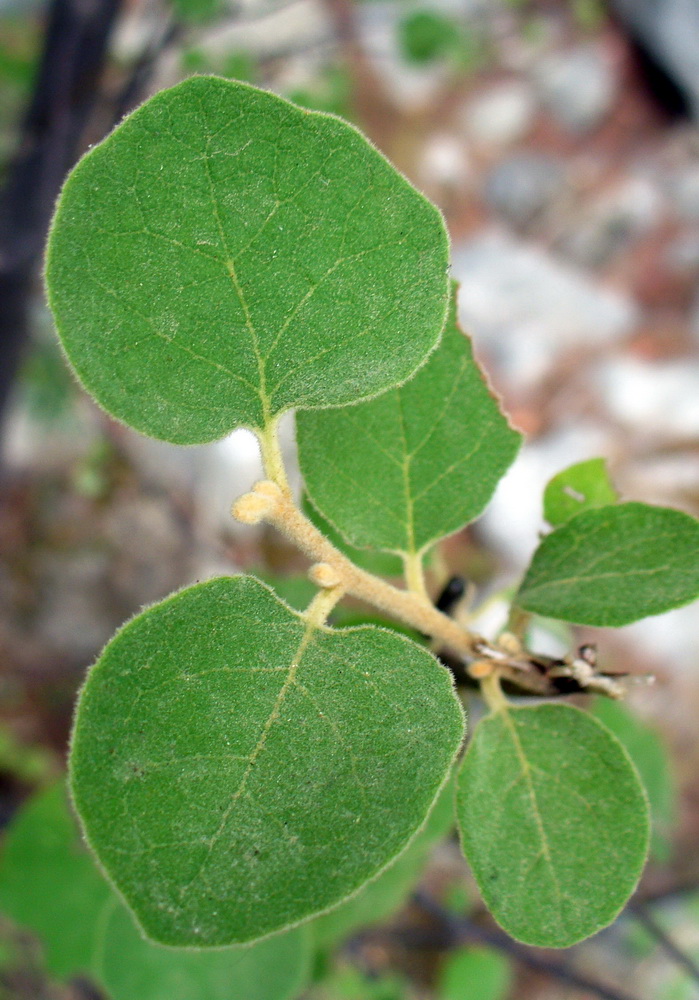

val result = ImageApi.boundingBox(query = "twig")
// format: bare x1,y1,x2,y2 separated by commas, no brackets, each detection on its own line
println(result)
630,900,699,987
411,890,642,1000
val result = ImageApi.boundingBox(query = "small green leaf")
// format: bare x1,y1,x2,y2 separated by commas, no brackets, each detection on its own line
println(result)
456,703,649,948
312,771,455,949
543,457,618,527
0,784,311,1000
46,76,449,444
591,698,674,862
517,502,699,626
398,10,461,64
297,285,521,557
438,946,512,1000
70,576,464,947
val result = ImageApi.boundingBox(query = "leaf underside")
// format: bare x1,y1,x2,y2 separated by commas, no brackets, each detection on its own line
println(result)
297,283,521,555
70,575,464,947
0,784,311,1000
456,704,649,948
518,502,699,626
543,457,618,527
46,75,450,444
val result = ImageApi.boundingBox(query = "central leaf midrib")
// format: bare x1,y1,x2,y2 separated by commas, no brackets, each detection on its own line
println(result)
498,710,565,920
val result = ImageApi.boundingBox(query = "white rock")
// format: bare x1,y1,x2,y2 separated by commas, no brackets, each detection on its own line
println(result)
452,229,638,388
594,356,699,438
462,80,537,147
534,44,616,133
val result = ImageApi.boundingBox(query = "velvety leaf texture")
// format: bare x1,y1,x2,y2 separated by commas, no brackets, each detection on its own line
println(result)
543,457,618,527
517,502,699,626
297,285,521,555
456,704,649,948
46,76,450,444
0,784,311,1000
70,575,464,947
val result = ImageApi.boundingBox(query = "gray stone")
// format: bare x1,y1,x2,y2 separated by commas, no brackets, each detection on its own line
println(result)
560,176,663,267
534,44,616,133
484,153,565,227
666,165,699,221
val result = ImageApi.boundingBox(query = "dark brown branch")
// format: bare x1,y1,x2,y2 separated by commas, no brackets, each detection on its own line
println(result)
630,900,699,987
0,0,123,428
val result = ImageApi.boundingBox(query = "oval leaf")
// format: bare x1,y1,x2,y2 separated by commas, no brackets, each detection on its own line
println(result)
543,457,618,527
70,575,464,947
0,784,311,1000
456,703,649,948
517,502,699,626
297,284,521,556
46,76,449,444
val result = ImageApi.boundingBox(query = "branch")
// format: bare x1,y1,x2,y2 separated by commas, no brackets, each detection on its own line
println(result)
410,890,643,1000
630,900,699,987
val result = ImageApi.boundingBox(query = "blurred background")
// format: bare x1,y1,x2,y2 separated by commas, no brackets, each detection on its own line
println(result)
1,0,699,997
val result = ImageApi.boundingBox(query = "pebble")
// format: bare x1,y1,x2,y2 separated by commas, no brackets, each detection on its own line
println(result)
462,80,537,147
534,44,616,133
560,176,664,268
594,355,699,438
484,153,565,228
666,164,699,222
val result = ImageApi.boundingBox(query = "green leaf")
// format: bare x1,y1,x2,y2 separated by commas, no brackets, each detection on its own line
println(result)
591,698,674,862
312,770,455,949
297,284,521,557
543,457,618,527
517,502,699,626
456,703,649,948
46,76,449,445
0,783,311,1000
437,946,512,1000
398,10,461,64
70,575,464,947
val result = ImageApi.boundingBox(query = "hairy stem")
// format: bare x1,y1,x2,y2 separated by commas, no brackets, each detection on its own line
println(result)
233,480,486,659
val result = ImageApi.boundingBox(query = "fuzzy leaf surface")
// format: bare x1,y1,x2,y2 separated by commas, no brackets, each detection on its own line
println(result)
46,76,449,444
70,575,464,947
0,784,311,1000
297,286,521,555
543,457,618,527
517,502,699,626
456,704,649,948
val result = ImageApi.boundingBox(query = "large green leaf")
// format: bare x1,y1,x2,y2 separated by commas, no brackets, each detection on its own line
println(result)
297,285,521,556
312,770,455,950
456,703,649,948
0,784,311,1000
543,457,618,527
70,575,464,947
517,502,699,626
46,76,449,444
591,697,674,862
